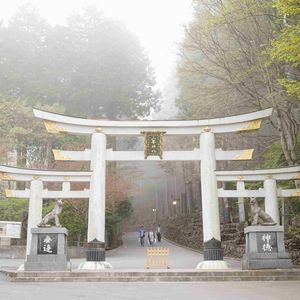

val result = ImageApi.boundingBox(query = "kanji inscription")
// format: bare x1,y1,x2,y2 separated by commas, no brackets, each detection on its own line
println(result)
142,131,165,159
257,232,277,253
37,234,58,255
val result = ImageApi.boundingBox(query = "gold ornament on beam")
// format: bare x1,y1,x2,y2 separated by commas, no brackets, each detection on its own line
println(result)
44,120,67,134
238,119,262,132
292,189,300,197
0,172,15,181
52,149,72,161
292,173,300,180
5,189,14,198
141,131,166,159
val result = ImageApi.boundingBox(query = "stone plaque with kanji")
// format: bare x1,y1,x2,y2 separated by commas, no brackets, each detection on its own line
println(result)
37,234,58,255
142,131,165,159
256,232,277,253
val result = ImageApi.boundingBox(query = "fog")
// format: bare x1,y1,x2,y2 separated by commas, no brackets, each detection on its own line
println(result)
0,0,196,228
0,0,193,119
0,0,292,234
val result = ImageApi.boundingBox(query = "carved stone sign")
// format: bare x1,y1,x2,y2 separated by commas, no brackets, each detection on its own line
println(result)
141,131,165,159
256,232,277,253
37,234,58,255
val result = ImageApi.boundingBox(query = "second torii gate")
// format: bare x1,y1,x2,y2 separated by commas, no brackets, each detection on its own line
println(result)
0,165,91,255
216,166,300,224
33,107,273,269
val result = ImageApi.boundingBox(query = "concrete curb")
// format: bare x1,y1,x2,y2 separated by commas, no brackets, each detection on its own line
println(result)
2,269,300,282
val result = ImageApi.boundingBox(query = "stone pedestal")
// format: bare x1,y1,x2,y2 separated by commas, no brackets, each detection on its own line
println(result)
24,227,69,271
203,238,223,261
77,239,112,270
86,239,105,261
242,226,292,270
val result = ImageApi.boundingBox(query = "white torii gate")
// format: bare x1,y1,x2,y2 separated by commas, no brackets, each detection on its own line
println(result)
216,166,300,224
0,165,91,255
33,107,273,269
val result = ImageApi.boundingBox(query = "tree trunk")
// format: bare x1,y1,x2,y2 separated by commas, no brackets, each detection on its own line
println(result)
275,106,298,165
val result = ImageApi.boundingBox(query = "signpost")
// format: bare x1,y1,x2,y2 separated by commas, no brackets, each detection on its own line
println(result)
0,221,21,239
0,221,21,246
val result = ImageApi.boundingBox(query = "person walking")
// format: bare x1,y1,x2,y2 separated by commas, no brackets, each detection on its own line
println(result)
148,229,155,246
156,224,161,242
139,226,145,246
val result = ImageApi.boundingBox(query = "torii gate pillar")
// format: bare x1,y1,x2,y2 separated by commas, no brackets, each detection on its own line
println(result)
26,179,43,255
80,131,112,269
197,129,228,269
264,178,280,224
237,181,246,223
88,131,106,244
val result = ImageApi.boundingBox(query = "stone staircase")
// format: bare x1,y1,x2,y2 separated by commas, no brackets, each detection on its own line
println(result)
2,269,300,282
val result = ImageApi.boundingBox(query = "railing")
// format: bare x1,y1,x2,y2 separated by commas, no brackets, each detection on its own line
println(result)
146,247,170,269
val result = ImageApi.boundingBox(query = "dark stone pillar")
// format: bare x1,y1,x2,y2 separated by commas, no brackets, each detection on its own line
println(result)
203,238,223,261
86,239,105,261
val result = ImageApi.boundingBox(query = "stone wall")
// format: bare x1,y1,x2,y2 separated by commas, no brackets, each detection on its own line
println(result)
0,245,25,259
161,212,245,258
161,212,203,251
221,223,245,258
285,215,300,265
0,246,86,259
285,233,300,265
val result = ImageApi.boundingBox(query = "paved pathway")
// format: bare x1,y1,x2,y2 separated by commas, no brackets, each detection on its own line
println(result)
105,232,241,269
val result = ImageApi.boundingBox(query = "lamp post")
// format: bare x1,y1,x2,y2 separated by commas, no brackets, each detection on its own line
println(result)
152,208,157,223
172,200,177,215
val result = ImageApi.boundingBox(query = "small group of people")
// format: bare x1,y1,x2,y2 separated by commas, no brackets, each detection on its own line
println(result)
139,225,161,247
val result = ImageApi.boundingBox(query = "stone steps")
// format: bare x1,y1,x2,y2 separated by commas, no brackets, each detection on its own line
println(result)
3,269,300,282
9,276,300,282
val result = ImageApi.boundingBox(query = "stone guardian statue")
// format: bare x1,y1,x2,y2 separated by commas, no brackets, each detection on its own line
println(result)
250,197,276,226
38,199,63,227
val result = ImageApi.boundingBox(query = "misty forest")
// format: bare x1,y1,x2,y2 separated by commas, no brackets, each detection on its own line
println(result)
0,1,299,262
